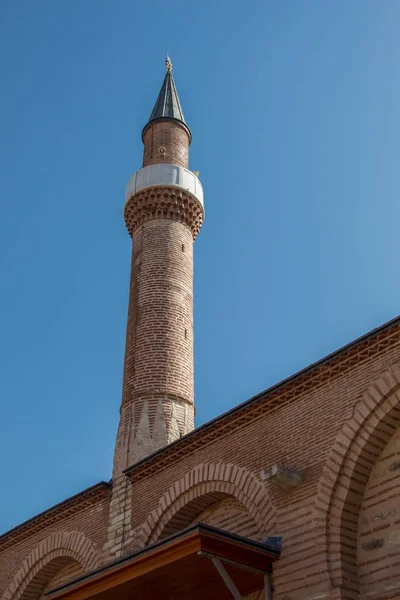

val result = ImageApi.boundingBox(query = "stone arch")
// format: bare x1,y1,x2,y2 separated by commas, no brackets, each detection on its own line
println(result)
136,462,276,548
2,531,98,600
314,361,400,594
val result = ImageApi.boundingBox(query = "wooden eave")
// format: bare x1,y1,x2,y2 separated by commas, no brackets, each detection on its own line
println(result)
125,315,400,483
46,523,279,600
0,481,111,551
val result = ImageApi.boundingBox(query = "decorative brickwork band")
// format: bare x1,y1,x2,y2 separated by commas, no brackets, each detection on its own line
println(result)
135,462,277,549
314,361,400,597
124,186,204,240
1,531,98,600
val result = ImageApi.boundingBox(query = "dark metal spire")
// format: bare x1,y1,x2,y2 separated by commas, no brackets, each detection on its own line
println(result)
142,56,191,141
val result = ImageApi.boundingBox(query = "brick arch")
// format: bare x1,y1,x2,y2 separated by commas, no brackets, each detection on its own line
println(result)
2,531,98,600
135,462,276,548
159,487,234,540
314,361,400,594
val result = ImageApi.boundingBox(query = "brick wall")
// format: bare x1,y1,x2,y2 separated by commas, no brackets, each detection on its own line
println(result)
117,218,195,468
192,497,261,541
2,333,400,600
129,340,400,525
0,494,109,600
142,121,189,168
126,330,400,600
40,562,85,596
358,425,400,598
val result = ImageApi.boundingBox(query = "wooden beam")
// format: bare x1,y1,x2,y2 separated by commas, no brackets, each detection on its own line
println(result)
198,551,269,576
264,574,272,600
211,557,243,600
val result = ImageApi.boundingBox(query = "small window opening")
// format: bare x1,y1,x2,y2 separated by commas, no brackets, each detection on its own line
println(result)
184,329,188,339
182,244,185,252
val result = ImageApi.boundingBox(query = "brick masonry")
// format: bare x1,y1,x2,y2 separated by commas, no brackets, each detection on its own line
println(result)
358,429,400,598
3,325,400,600
142,121,189,168
116,117,202,472
102,114,204,560
120,219,195,461
0,497,109,600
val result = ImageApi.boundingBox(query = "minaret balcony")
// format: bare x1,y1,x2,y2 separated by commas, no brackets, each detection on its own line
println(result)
125,164,204,211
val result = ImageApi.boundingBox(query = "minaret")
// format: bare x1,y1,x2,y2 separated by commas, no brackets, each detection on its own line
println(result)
113,57,204,473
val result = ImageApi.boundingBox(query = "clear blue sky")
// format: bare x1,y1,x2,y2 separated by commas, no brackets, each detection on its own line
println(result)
1,0,400,534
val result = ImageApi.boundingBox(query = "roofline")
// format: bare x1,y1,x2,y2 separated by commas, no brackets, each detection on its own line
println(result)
0,481,111,547
124,313,400,478
3,315,399,545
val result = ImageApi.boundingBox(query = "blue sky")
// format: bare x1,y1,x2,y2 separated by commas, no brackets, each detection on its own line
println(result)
1,0,400,534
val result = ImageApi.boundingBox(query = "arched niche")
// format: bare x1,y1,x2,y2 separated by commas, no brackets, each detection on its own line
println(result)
25,557,84,600
2,531,98,600
135,462,276,548
190,495,261,541
313,361,400,596
358,425,400,598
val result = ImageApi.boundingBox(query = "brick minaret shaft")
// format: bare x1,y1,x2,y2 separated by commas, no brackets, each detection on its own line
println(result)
113,57,204,475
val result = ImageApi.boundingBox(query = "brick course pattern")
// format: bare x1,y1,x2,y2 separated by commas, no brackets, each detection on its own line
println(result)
142,121,189,168
358,425,400,599
117,216,197,468
115,117,203,472
314,361,400,599
134,462,276,548
102,116,204,562
1,529,100,600
39,563,85,598
0,489,109,597
3,325,400,600
192,497,261,541
124,326,400,600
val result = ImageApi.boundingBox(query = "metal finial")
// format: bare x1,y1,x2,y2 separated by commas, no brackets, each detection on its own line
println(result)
166,55,172,72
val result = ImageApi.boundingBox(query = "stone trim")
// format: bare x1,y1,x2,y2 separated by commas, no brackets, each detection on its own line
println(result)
124,187,204,239
101,476,134,564
1,531,98,600
314,361,400,596
135,462,276,548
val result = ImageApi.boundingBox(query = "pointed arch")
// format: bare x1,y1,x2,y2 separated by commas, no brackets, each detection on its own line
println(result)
2,531,98,600
314,361,400,594
135,462,276,548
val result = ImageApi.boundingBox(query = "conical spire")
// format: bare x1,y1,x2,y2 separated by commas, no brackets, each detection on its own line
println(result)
142,56,191,141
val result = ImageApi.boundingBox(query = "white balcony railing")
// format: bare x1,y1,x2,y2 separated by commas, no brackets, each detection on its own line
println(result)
125,164,204,210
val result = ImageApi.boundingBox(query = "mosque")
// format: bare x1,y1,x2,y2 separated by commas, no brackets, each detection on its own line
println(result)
1,57,400,600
